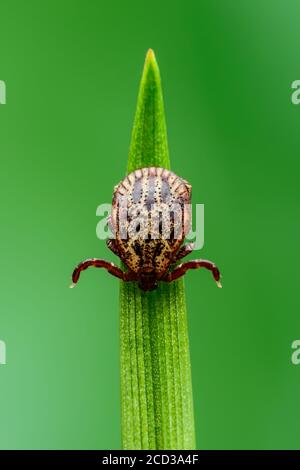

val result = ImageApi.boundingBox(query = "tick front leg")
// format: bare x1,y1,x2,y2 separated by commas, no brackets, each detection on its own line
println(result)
106,238,120,257
106,215,115,237
70,258,136,287
162,259,222,288
174,242,195,262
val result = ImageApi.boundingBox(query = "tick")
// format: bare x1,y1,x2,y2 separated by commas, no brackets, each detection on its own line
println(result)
71,167,221,291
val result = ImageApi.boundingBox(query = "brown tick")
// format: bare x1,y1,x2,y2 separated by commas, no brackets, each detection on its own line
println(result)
71,167,221,291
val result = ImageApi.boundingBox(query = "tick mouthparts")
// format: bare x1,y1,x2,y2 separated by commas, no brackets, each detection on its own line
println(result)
216,280,222,288
69,282,76,289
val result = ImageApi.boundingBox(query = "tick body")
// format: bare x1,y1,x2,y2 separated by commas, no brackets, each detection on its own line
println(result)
71,167,221,291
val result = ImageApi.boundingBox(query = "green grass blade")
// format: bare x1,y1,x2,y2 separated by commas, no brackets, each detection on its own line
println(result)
127,49,170,172
120,49,196,450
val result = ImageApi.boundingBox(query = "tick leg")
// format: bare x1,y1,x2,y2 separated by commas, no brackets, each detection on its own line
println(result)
106,215,115,236
174,242,195,262
70,258,136,287
106,238,120,257
162,259,222,288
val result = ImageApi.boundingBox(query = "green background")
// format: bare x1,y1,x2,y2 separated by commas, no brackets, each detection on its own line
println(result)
0,0,299,450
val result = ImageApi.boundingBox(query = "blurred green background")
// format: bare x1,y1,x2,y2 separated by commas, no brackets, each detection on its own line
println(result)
0,0,300,450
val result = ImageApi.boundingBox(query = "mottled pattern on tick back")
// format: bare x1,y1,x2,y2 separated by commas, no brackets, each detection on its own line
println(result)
111,167,192,279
